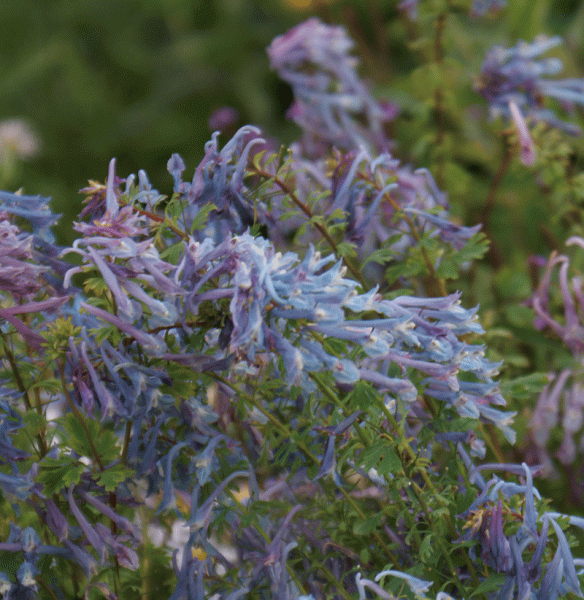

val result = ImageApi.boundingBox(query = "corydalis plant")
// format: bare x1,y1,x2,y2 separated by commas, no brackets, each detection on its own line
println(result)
267,17,397,156
1,14,584,600
0,127,576,600
526,237,584,488
476,35,584,164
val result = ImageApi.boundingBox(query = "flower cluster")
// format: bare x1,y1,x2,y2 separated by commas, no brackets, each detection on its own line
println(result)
525,237,584,482
267,17,396,155
476,35,584,163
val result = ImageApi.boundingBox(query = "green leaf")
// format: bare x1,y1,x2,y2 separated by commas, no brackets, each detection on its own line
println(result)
353,512,383,535
469,574,507,597
93,428,122,464
38,457,86,495
457,488,476,515
58,413,120,464
419,534,434,562
189,202,216,233
377,448,401,476
345,380,378,411
358,441,385,471
59,413,98,458
500,373,548,399
22,411,46,438
436,233,490,280
97,464,134,492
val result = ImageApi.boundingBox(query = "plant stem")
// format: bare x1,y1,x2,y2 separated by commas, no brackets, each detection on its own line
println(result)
0,331,48,456
58,360,105,472
250,165,365,286
480,144,513,269
356,171,447,296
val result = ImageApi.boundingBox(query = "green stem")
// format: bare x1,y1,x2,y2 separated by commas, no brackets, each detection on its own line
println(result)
337,486,400,564
121,420,132,466
250,165,365,287
207,372,400,565
308,557,354,600
380,401,481,587
409,480,472,597
36,576,61,600
206,372,320,465
58,360,105,472
0,331,48,456
357,171,447,296
480,145,513,269
309,371,371,448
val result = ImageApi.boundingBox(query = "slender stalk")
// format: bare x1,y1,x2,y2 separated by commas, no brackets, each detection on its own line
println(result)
480,145,513,269
206,371,400,564
36,577,61,600
206,372,320,465
408,480,475,597
58,360,104,472
250,165,365,286
478,422,506,464
310,370,371,448
306,557,353,600
376,396,481,587
121,420,133,466
356,171,447,296
0,331,48,456
337,487,400,565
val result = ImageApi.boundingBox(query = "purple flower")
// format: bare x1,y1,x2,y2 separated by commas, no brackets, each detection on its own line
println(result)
0,217,50,298
268,18,395,154
508,100,536,166
208,106,239,132
470,0,507,17
0,190,60,242
476,35,584,156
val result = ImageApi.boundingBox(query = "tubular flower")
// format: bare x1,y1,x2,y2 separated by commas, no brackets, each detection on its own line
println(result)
525,237,584,479
181,232,511,438
267,18,396,155
456,455,584,599
476,35,584,162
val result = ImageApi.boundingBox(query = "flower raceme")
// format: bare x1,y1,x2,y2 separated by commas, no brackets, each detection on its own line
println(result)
476,35,584,163
0,142,516,598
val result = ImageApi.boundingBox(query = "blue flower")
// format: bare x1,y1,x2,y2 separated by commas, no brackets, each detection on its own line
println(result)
268,18,396,154
476,35,584,162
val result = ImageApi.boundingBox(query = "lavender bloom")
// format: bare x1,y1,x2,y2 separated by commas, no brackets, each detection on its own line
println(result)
0,397,30,465
508,100,537,166
470,0,507,17
267,18,396,155
167,126,271,242
526,237,584,479
0,217,50,298
260,145,481,278
181,233,511,439
476,35,584,161
455,452,584,599
0,190,60,243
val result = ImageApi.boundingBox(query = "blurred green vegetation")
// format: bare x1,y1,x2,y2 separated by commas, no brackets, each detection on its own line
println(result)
0,0,308,242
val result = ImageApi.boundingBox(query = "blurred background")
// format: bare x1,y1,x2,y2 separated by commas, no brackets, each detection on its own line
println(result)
1,0,583,245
